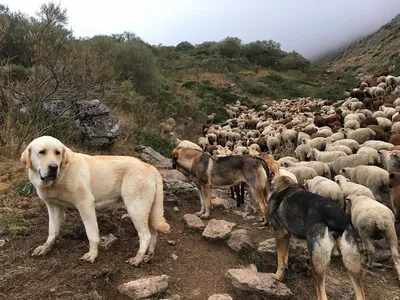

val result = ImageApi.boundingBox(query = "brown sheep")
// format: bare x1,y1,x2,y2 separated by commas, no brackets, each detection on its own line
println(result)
303,127,318,136
311,132,329,139
393,115,400,123
389,133,400,146
350,88,365,100
367,125,387,142
373,100,384,111
276,117,293,125
388,172,400,219
204,144,218,154
362,97,373,110
325,113,344,126
313,114,326,127
383,102,394,108
361,117,379,128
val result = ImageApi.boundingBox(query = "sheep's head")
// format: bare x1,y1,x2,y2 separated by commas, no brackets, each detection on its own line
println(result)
389,172,400,188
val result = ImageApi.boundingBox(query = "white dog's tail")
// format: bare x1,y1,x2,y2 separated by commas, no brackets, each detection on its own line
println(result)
150,171,170,233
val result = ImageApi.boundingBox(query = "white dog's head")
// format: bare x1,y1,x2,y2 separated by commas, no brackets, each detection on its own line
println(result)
20,136,69,181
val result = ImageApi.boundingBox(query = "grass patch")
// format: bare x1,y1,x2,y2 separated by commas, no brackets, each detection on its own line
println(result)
133,129,175,158
154,282,176,299
15,175,35,197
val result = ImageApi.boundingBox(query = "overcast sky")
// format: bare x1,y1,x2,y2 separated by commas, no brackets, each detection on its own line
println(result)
3,0,400,59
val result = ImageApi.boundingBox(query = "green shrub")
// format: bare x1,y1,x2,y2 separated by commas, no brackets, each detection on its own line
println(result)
176,41,195,52
133,129,175,158
15,175,35,197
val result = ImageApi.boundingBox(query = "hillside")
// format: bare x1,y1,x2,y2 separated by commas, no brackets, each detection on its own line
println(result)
320,14,400,75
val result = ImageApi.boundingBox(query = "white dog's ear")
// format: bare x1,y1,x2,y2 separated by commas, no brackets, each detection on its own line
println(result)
61,147,70,169
20,146,32,170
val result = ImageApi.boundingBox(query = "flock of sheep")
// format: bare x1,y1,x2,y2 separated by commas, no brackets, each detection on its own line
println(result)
172,73,400,280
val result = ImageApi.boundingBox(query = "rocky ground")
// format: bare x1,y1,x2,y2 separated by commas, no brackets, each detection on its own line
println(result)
0,148,399,300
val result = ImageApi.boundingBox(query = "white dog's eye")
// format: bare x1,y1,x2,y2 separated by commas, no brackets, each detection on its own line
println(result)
39,150,46,155
55,150,61,155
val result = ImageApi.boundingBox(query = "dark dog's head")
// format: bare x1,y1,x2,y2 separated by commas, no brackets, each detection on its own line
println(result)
267,175,298,202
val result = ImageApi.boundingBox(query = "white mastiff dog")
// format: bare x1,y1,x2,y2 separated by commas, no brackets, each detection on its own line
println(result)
20,136,170,266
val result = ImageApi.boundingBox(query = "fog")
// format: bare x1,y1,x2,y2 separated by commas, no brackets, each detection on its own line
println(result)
4,0,400,59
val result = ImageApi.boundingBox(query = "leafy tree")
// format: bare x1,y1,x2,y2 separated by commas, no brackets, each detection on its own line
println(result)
176,41,194,52
242,40,283,68
278,51,310,71
216,37,242,58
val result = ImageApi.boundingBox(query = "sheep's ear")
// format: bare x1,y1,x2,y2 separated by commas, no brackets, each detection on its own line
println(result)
341,168,346,173
345,178,350,182
389,173,395,179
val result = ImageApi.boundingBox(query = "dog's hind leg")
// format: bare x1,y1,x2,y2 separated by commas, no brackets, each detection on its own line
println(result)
337,227,365,300
240,183,245,205
249,187,268,225
32,202,64,257
143,225,158,264
273,229,290,281
307,225,335,300
199,184,212,219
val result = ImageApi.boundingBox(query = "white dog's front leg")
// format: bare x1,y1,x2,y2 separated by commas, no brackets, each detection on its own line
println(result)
32,203,64,256
76,201,100,263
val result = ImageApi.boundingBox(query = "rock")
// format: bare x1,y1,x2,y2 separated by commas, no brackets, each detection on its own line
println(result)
202,219,236,240
212,197,235,210
76,114,120,147
326,275,352,300
183,214,205,230
226,269,292,299
232,211,248,218
118,275,169,299
244,204,257,215
167,240,176,245
0,239,5,247
227,229,255,253
207,294,233,300
0,183,10,192
42,99,120,148
159,169,189,182
160,295,181,300
173,206,180,212
171,253,178,260
375,249,392,262
258,238,308,257
374,238,389,250
135,146,171,169
212,189,229,199
164,180,198,200
99,233,117,250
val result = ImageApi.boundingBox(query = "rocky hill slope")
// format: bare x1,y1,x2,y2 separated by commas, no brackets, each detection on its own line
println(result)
320,14,400,75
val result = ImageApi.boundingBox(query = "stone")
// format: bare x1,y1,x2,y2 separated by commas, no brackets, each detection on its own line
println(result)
135,146,171,168
171,253,178,260
207,294,233,300
159,169,189,182
183,214,205,230
173,206,180,212
42,99,120,148
326,275,352,300
212,197,235,210
163,180,198,200
0,239,5,247
0,183,11,192
167,240,176,245
202,219,236,240
227,229,255,253
99,234,117,250
118,275,169,299
375,249,392,262
226,269,292,299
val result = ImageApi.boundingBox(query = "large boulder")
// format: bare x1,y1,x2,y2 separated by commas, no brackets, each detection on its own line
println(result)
118,275,169,299
42,99,120,147
202,219,236,240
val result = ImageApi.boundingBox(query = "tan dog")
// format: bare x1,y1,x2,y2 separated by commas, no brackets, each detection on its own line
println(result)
21,136,170,266
172,146,271,222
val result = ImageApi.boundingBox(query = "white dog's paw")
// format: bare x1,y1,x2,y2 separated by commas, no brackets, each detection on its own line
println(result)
126,255,144,266
32,244,51,256
194,211,203,217
80,250,98,263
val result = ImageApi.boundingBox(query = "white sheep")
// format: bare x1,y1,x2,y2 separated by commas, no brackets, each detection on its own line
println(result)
391,122,400,134
274,168,298,183
360,140,394,151
331,139,360,153
301,137,326,151
344,119,360,130
284,160,331,179
378,150,400,173
284,166,318,185
357,147,379,165
304,176,344,208
295,144,311,161
345,128,376,144
278,156,299,166
339,165,390,204
307,148,347,163
178,140,203,151
328,154,373,175
376,117,392,132
334,175,376,200
345,195,400,280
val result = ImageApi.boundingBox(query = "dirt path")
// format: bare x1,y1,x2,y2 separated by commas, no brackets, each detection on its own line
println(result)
0,161,399,299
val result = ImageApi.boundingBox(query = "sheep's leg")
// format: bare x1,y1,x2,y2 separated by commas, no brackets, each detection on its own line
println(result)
386,225,400,280
360,233,375,269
